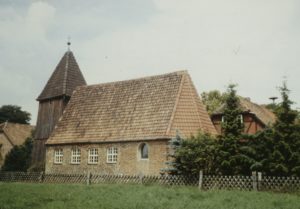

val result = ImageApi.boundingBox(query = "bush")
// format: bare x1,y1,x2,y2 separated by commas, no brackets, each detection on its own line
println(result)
1,137,33,171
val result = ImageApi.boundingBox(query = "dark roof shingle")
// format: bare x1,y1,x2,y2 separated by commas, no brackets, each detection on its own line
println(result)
37,51,86,101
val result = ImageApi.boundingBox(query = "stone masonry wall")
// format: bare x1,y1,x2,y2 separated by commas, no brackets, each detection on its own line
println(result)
45,140,169,176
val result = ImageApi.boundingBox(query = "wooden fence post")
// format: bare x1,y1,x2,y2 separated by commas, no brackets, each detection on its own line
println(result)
198,170,203,190
39,172,44,183
139,173,144,184
252,171,257,191
86,171,91,186
257,172,262,191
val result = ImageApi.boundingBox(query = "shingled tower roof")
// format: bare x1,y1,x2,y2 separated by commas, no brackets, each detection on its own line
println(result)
37,51,86,101
47,71,217,145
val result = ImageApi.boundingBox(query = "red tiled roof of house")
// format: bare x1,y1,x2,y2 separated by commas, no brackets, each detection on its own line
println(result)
213,97,276,126
0,122,34,146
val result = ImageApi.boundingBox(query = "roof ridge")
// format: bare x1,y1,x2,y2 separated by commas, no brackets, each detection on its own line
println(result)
62,51,70,95
77,70,188,90
165,73,186,135
188,75,205,130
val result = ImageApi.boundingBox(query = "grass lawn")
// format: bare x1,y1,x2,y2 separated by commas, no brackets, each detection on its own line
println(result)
0,183,299,209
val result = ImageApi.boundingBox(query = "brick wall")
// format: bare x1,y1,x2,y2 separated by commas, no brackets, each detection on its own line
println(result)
45,140,169,175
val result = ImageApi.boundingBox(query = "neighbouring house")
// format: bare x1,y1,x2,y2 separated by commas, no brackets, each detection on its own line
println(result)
0,122,34,167
45,70,217,175
31,49,86,168
211,97,276,135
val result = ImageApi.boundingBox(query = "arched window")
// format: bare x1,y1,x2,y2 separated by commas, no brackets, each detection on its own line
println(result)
140,143,148,159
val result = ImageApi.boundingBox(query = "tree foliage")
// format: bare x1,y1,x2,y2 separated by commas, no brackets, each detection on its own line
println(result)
173,81,300,177
0,105,31,124
215,84,252,175
1,137,33,171
267,82,300,176
172,133,217,176
201,90,227,115
0,144,3,164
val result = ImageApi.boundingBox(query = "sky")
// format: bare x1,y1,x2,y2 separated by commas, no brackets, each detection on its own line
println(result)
0,0,299,125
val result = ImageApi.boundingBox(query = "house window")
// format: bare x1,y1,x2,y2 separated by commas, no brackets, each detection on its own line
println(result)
88,148,99,164
107,147,118,163
54,149,63,164
140,143,148,159
239,114,243,123
71,148,81,164
221,114,243,124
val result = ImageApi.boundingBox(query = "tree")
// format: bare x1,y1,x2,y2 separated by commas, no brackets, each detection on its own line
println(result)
201,90,227,115
172,132,217,176
221,84,244,138
0,144,3,164
216,84,253,175
0,105,31,124
1,137,33,171
243,128,274,173
264,103,279,113
268,81,300,176
162,132,184,175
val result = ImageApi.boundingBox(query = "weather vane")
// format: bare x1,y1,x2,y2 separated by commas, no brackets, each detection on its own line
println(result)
67,36,71,51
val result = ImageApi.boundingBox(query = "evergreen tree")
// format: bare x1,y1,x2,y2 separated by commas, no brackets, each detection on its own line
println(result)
221,84,244,138
163,132,184,175
244,128,274,173
1,137,33,171
216,84,252,175
269,82,300,176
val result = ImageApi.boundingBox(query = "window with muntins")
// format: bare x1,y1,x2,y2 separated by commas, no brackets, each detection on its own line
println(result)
88,148,99,164
222,114,243,124
71,148,81,164
54,149,63,164
107,147,118,163
140,143,148,159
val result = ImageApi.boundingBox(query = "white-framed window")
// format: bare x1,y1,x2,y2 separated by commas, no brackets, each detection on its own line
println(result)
221,114,243,124
71,148,81,164
221,115,225,123
54,149,63,164
107,147,118,163
140,143,149,159
239,114,244,124
88,148,99,164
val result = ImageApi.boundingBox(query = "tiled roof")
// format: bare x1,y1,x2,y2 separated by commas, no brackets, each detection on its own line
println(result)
47,71,217,145
37,51,86,101
213,97,276,126
0,122,34,146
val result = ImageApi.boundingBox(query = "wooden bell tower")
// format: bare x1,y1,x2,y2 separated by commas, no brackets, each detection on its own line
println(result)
31,43,86,169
